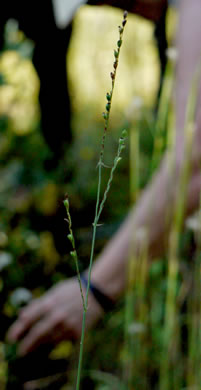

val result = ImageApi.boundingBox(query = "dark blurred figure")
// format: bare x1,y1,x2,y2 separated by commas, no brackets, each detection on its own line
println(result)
0,1,73,162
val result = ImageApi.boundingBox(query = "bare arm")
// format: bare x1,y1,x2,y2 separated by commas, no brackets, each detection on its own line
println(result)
90,0,201,300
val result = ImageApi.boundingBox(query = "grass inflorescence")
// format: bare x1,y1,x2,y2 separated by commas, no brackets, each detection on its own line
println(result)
64,11,128,390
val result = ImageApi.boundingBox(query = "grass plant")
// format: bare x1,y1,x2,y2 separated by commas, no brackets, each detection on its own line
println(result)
187,247,201,390
124,43,201,390
64,11,128,389
186,183,201,390
159,60,201,390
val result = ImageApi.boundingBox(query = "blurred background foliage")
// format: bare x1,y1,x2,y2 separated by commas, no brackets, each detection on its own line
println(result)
1,4,197,390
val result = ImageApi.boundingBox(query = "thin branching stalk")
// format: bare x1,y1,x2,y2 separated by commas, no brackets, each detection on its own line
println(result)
76,130,127,390
74,11,128,390
64,198,86,310
97,132,127,220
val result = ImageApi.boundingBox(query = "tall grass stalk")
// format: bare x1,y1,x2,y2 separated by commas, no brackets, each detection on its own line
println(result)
150,51,175,175
123,101,141,387
64,198,86,310
130,125,140,204
123,229,149,389
187,250,201,390
159,62,201,390
124,89,168,387
123,246,138,387
123,251,137,387
132,232,149,388
129,107,141,204
124,74,174,387
187,194,201,389
64,12,128,390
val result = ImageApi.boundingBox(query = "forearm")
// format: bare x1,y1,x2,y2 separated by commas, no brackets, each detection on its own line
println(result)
175,0,201,160
90,0,201,301
91,163,201,300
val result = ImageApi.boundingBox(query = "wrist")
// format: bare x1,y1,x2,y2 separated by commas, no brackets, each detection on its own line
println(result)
87,260,125,302
81,274,115,312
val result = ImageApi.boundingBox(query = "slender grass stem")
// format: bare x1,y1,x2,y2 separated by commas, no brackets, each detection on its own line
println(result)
123,230,149,389
76,211,99,390
97,137,126,221
150,56,175,174
187,193,201,388
130,124,140,204
75,12,128,389
64,198,86,310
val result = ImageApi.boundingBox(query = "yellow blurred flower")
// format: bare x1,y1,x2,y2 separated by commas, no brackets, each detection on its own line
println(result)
34,182,58,216
38,231,60,273
0,50,39,134
49,340,73,360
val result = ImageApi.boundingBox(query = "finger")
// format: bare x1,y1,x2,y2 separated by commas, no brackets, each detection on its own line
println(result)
18,316,54,356
7,301,41,342
7,297,53,342
51,313,77,343
18,309,69,356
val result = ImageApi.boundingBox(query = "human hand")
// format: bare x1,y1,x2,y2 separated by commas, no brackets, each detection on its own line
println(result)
7,278,103,356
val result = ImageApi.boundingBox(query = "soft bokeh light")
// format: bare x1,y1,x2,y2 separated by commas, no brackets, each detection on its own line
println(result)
68,5,160,128
0,5,177,136
0,50,39,134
